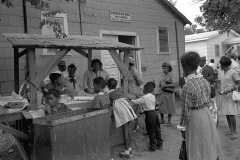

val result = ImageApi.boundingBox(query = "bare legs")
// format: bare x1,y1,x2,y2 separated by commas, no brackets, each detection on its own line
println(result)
226,115,237,140
120,122,132,158
160,114,172,126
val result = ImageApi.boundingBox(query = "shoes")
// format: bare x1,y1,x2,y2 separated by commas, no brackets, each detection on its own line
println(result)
148,147,156,152
133,126,139,133
119,151,130,158
230,134,237,140
156,145,163,150
225,131,232,136
143,131,148,136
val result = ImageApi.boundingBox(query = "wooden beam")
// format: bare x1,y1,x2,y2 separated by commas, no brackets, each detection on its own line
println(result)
123,51,130,97
14,48,20,93
0,112,24,122
0,123,31,142
73,48,88,58
88,49,92,70
108,50,129,79
31,48,71,86
28,49,37,110
18,49,28,58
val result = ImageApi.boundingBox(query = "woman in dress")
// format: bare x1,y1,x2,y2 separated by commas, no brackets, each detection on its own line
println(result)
128,57,144,132
158,62,175,126
178,51,223,160
218,56,240,140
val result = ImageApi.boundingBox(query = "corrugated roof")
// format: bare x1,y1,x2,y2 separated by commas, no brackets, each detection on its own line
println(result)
3,33,143,50
162,0,191,25
222,37,240,45
185,31,220,43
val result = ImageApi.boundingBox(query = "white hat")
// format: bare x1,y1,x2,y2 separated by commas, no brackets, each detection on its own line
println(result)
129,57,135,64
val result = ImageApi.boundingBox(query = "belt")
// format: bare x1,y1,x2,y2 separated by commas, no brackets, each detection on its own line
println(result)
191,105,205,110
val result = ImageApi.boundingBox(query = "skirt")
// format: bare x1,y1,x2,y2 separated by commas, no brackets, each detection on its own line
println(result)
186,107,224,160
156,92,176,114
113,98,137,128
219,92,240,115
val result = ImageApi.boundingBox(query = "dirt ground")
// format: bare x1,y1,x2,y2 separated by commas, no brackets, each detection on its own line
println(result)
112,105,240,160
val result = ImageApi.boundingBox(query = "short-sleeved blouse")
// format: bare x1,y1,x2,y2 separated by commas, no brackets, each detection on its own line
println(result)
159,72,172,87
92,92,110,108
218,69,240,91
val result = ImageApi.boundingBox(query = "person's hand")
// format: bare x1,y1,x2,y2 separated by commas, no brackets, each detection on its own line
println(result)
45,104,51,115
181,131,185,139
84,88,93,94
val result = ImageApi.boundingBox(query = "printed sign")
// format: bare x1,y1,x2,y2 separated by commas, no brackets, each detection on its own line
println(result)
110,11,131,22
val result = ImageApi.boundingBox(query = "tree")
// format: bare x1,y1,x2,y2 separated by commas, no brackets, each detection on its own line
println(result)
193,0,240,33
167,0,177,6
184,24,206,35
1,0,86,38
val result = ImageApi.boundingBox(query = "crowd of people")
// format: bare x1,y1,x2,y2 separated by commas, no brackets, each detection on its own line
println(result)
18,51,240,159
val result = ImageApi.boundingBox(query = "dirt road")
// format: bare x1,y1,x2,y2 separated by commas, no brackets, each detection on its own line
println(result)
112,107,240,160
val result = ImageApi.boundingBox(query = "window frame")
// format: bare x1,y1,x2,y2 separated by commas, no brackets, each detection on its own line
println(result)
156,25,170,54
41,12,70,56
215,44,220,57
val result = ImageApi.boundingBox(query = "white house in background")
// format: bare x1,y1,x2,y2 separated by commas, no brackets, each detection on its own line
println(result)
185,30,240,63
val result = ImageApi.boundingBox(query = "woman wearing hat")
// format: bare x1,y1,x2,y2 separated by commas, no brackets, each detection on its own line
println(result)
157,62,176,127
82,59,109,94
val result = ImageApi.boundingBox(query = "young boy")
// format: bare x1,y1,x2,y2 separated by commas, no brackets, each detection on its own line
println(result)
131,83,163,151
45,89,71,115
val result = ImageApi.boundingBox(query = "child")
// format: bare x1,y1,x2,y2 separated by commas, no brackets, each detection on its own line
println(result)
92,77,110,108
108,78,137,158
45,89,71,115
131,83,163,151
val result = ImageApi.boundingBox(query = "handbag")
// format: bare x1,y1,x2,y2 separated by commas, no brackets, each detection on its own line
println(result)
162,87,175,93
232,91,240,102
179,131,187,160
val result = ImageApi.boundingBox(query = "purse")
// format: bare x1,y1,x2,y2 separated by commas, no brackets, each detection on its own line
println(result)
179,131,187,160
232,91,240,102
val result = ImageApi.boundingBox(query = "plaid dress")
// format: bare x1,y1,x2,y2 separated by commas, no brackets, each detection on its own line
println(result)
180,74,223,160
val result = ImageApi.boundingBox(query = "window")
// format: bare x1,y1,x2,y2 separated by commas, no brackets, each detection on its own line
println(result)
157,26,169,54
41,12,69,55
215,45,220,57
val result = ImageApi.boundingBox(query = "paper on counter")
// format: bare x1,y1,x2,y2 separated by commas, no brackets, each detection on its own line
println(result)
22,109,45,119
74,96,94,101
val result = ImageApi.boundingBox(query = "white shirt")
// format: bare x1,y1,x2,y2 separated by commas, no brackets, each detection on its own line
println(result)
208,63,216,70
131,93,155,111
44,70,68,85
197,66,202,75
231,59,240,73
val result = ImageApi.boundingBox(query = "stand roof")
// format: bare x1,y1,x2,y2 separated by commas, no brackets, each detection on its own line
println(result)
3,33,142,50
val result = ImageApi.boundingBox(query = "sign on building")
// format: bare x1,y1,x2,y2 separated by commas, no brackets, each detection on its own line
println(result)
110,11,131,22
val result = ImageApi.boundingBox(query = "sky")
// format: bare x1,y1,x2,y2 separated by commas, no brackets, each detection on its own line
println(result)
175,0,203,24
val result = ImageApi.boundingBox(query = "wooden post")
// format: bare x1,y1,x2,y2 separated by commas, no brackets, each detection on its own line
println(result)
175,21,181,79
88,49,92,70
28,49,37,110
123,50,129,97
14,48,19,93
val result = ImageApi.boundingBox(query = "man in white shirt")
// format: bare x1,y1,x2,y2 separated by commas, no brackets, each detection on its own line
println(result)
208,59,216,71
44,61,68,85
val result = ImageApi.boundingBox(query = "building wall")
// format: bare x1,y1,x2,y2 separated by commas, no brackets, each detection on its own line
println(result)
185,40,208,57
0,0,186,95
207,32,239,63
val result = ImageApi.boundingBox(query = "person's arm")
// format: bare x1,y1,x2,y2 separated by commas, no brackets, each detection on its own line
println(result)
131,96,145,104
44,104,52,115
179,86,191,128
132,68,143,86
82,71,91,93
